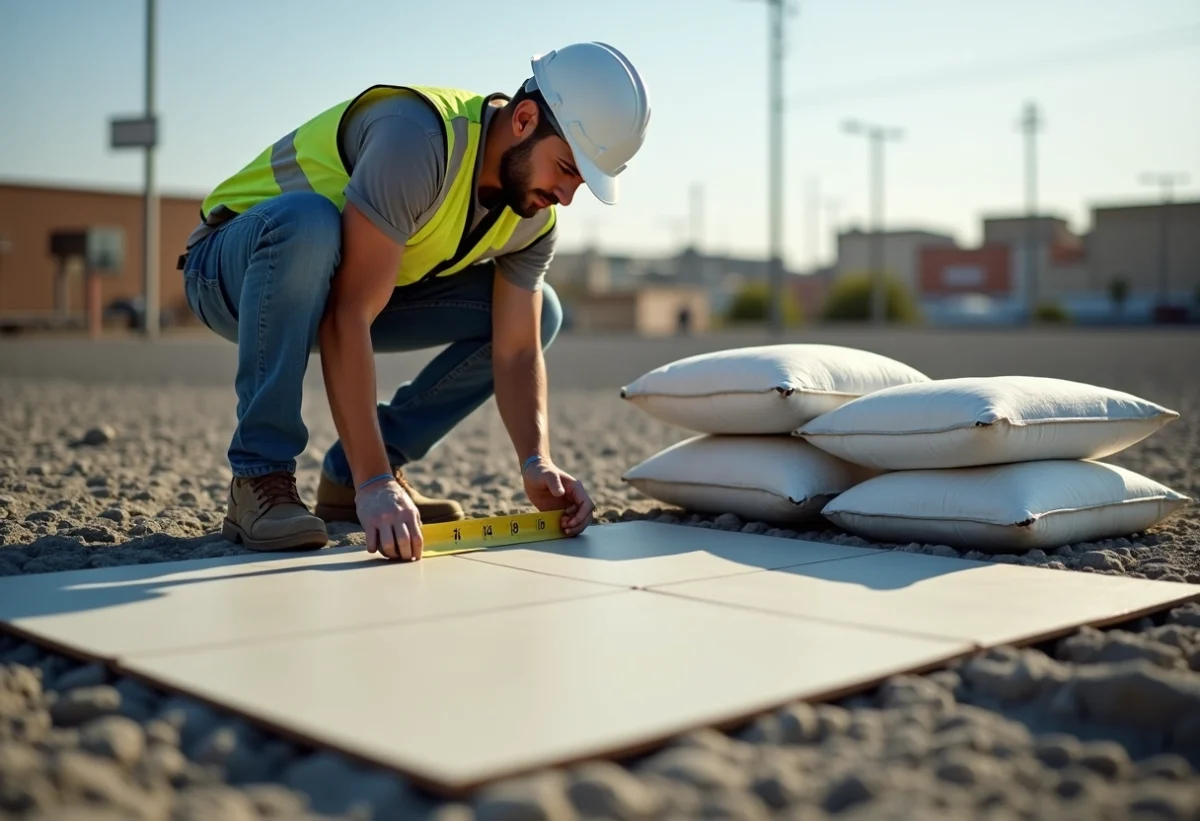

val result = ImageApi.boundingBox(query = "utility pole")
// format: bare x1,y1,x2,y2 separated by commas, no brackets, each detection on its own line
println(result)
1018,101,1042,323
688,182,707,285
689,182,705,252
1139,171,1189,306
843,119,903,325
823,196,843,270
805,176,820,273
766,0,785,333
739,0,793,334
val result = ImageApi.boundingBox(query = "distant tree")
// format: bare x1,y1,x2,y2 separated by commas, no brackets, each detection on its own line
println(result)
724,281,803,326
820,272,921,323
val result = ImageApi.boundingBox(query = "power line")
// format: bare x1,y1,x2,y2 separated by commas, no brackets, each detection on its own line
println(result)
790,23,1200,109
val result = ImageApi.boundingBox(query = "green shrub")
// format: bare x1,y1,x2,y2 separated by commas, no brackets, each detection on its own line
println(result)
820,272,921,323
1034,302,1070,323
724,281,803,326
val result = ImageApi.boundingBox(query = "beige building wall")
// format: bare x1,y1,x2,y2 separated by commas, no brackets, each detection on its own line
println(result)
1087,201,1200,301
570,287,710,335
636,288,709,335
835,229,958,291
0,182,206,325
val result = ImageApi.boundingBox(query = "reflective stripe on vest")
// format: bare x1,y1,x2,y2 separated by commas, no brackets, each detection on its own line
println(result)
197,84,555,287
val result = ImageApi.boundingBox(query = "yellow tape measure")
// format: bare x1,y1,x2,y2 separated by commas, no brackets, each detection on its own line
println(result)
421,508,568,557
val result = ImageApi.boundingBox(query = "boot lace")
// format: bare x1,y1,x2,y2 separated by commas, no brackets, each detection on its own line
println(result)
250,472,303,506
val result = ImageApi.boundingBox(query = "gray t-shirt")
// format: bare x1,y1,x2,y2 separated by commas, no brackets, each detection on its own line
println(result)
339,89,557,291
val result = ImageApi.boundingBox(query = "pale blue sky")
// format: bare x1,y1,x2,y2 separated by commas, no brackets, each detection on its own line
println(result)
3,0,1197,269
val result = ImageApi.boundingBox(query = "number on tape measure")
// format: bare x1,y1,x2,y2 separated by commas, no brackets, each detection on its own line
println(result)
421,509,568,557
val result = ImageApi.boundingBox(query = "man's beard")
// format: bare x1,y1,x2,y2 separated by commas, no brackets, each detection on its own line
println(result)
494,138,555,218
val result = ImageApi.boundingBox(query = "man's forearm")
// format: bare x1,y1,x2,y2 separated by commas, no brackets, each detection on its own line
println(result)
493,348,551,466
319,308,391,487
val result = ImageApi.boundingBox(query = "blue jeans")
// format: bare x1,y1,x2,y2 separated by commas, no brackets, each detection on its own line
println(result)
180,191,563,484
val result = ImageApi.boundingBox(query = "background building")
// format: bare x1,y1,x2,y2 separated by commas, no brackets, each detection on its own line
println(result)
2,179,1197,333
835,227,959,293
0,181,204,331
566,286,711,336
917,204,1200,324
1087,200,1200,317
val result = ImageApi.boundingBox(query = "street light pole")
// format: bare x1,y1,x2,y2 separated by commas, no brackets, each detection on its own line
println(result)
1018,101,1043,323
843,119,903,325
767,0,784,333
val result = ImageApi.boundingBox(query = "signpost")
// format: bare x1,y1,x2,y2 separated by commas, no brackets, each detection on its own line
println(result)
108,0,158,339
109,117,157,150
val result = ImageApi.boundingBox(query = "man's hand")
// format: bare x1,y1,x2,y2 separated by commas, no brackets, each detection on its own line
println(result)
356,477,424,560
522,457,594,536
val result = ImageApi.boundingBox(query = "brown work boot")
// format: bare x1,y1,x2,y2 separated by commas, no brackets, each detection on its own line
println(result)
314,467,464,525
221,471,328,551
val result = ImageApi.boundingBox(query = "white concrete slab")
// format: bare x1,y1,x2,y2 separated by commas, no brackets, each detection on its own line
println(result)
0,545,617,658
458,520,882,588
4,520,1197,796
115,589,970,794
651,551,1200,647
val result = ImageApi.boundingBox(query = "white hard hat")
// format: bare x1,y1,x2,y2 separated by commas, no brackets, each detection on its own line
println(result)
529,42,651,205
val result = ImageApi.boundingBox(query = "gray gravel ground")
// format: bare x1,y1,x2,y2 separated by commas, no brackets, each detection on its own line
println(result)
2,327,1199,820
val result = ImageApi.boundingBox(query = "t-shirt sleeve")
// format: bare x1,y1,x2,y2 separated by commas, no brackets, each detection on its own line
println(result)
343,112,445,245
495,222,558,292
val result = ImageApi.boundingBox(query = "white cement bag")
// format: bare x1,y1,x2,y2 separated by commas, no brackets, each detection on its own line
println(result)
821,459,1190,553
622,434,879,526
620,344,930,434
797,375,1178,470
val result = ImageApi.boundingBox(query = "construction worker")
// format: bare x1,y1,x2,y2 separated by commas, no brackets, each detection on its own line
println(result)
176,42,651,561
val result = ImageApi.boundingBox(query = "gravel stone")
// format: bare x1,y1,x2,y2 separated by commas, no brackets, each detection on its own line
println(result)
50,686,121,727
79,716,145,767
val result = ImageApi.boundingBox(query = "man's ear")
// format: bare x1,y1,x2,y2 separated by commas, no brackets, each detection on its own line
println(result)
511,100,540,138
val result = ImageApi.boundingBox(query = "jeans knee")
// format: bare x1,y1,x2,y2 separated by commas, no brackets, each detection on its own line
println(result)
265,191,343,273
539,283,563,349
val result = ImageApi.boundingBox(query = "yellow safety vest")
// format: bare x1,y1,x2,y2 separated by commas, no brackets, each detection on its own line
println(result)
198,84,556,286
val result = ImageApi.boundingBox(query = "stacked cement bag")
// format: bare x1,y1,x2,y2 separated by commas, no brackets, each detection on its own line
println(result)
618,344,930,526
795,375,1190,552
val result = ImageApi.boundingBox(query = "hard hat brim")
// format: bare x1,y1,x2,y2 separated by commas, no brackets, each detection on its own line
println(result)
565,134,619,205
